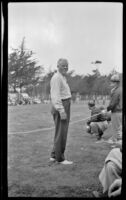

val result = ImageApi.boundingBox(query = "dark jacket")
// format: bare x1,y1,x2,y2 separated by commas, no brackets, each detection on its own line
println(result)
87,106,109,125
107,86,122,113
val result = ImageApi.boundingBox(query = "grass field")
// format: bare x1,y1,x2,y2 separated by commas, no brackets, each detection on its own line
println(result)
8,102,113,197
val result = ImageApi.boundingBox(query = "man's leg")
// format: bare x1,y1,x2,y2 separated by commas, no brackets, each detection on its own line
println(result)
50,110,60,159
60,99,71,159
98,121,109,138
90,122,102,140
51,99,71,162
111,113,122,141
51,111,65,162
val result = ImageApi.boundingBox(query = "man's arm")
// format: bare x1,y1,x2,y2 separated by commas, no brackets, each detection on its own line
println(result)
50,76,67,120
87,113,99,125
107,91,119,112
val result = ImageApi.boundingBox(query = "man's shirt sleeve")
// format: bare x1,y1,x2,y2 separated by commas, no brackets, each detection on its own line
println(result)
107,90,120,112
50,76,65,113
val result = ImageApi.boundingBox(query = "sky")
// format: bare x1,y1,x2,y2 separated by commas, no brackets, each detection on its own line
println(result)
8,2,123,75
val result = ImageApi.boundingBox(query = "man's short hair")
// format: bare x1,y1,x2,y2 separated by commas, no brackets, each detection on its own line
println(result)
57,58,68,68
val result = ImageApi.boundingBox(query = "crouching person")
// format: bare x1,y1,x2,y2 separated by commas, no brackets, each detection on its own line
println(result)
86,100,111,141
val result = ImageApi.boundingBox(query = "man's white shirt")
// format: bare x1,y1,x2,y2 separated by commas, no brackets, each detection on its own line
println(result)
50,71,71,113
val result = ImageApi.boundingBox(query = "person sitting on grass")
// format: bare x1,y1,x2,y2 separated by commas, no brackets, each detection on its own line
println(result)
93,140,122,198
86,100,111,141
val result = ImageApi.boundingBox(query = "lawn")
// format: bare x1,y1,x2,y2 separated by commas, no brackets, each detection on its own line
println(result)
8,102,113,197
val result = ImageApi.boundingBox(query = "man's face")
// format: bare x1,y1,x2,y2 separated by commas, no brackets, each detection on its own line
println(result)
58,65,68,76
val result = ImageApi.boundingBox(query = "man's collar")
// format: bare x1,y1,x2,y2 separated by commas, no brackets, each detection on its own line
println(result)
57,71,66,78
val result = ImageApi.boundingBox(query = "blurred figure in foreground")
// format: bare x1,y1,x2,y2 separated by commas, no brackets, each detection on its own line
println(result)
93,137,122,198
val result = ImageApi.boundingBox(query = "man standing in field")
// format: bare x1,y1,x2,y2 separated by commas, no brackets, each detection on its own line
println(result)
107,74,122,144
50,58,73,165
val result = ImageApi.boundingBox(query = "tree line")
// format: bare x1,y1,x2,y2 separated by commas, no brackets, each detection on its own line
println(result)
8,38,122,100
